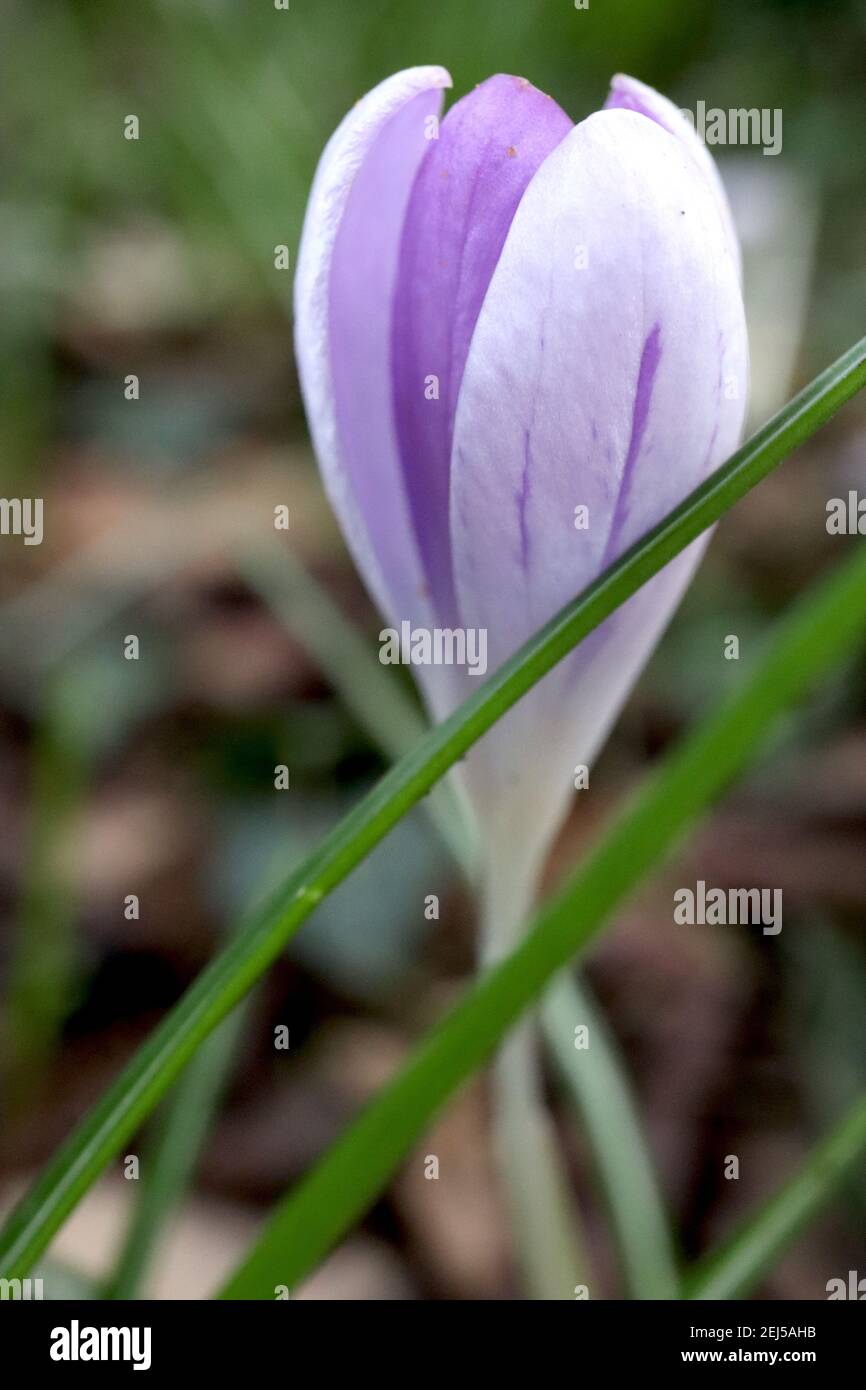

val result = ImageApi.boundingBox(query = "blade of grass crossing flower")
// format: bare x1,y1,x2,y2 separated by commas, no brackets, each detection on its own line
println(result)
101,539,476,1299
220,538,866,1297
243,539,592,1295
685,1091,866,1300
0,340,864,1281
240,520,860,1301
542,973,680,1298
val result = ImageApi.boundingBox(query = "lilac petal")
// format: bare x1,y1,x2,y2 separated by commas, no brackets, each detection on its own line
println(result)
294,66,450,645
391,74,572,622
605,72,741,278
450,108,747,832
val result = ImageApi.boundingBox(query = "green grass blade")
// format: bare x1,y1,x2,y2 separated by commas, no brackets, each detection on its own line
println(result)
101,530,460,1305
685,1092,866,1300
0,339,864,1281
244,541,589,1295
542,973,681,1299
240,541,727,1300
219,538,866,1298
101,534,453,1302
103,1006,247,1300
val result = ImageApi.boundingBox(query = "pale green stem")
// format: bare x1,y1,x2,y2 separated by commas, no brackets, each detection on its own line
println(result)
481,844,588,1300
542,973,680,1298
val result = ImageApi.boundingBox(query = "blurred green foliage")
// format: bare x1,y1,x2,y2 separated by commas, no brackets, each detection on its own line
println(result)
2,0,866,1299
3,0,866,486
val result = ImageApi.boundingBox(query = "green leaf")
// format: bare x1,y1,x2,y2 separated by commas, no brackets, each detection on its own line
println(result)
103,1006,247,1300
245,541,589,1294
685,1092,866,1300
0,336,864,1281
219,537,866,1298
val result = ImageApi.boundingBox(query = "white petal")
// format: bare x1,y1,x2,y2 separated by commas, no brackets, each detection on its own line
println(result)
605,72,741,279
294,66,451,649
450,108,747,842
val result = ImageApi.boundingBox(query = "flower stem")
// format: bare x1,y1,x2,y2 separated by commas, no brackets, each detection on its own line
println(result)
481,844,588,1300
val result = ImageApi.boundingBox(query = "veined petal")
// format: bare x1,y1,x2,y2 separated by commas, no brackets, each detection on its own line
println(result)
452,108,745,666
450,108,747,827
605,72,741,278
467,540,711,936
294,66,451,641
392,75,572,622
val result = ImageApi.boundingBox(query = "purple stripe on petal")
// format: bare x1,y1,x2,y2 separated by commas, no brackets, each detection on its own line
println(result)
451,108,747,694
296,69,451,648
517,430,533,571
328,86,445,628
391,74,572,621
601,321,663,565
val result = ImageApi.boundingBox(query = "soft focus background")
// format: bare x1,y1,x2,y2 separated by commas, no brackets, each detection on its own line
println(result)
1,0,865,1299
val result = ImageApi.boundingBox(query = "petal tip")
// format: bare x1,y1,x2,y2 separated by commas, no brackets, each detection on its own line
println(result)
423,64,452,90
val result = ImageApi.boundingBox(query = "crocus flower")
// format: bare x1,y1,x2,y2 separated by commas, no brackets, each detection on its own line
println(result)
295,68,748,952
